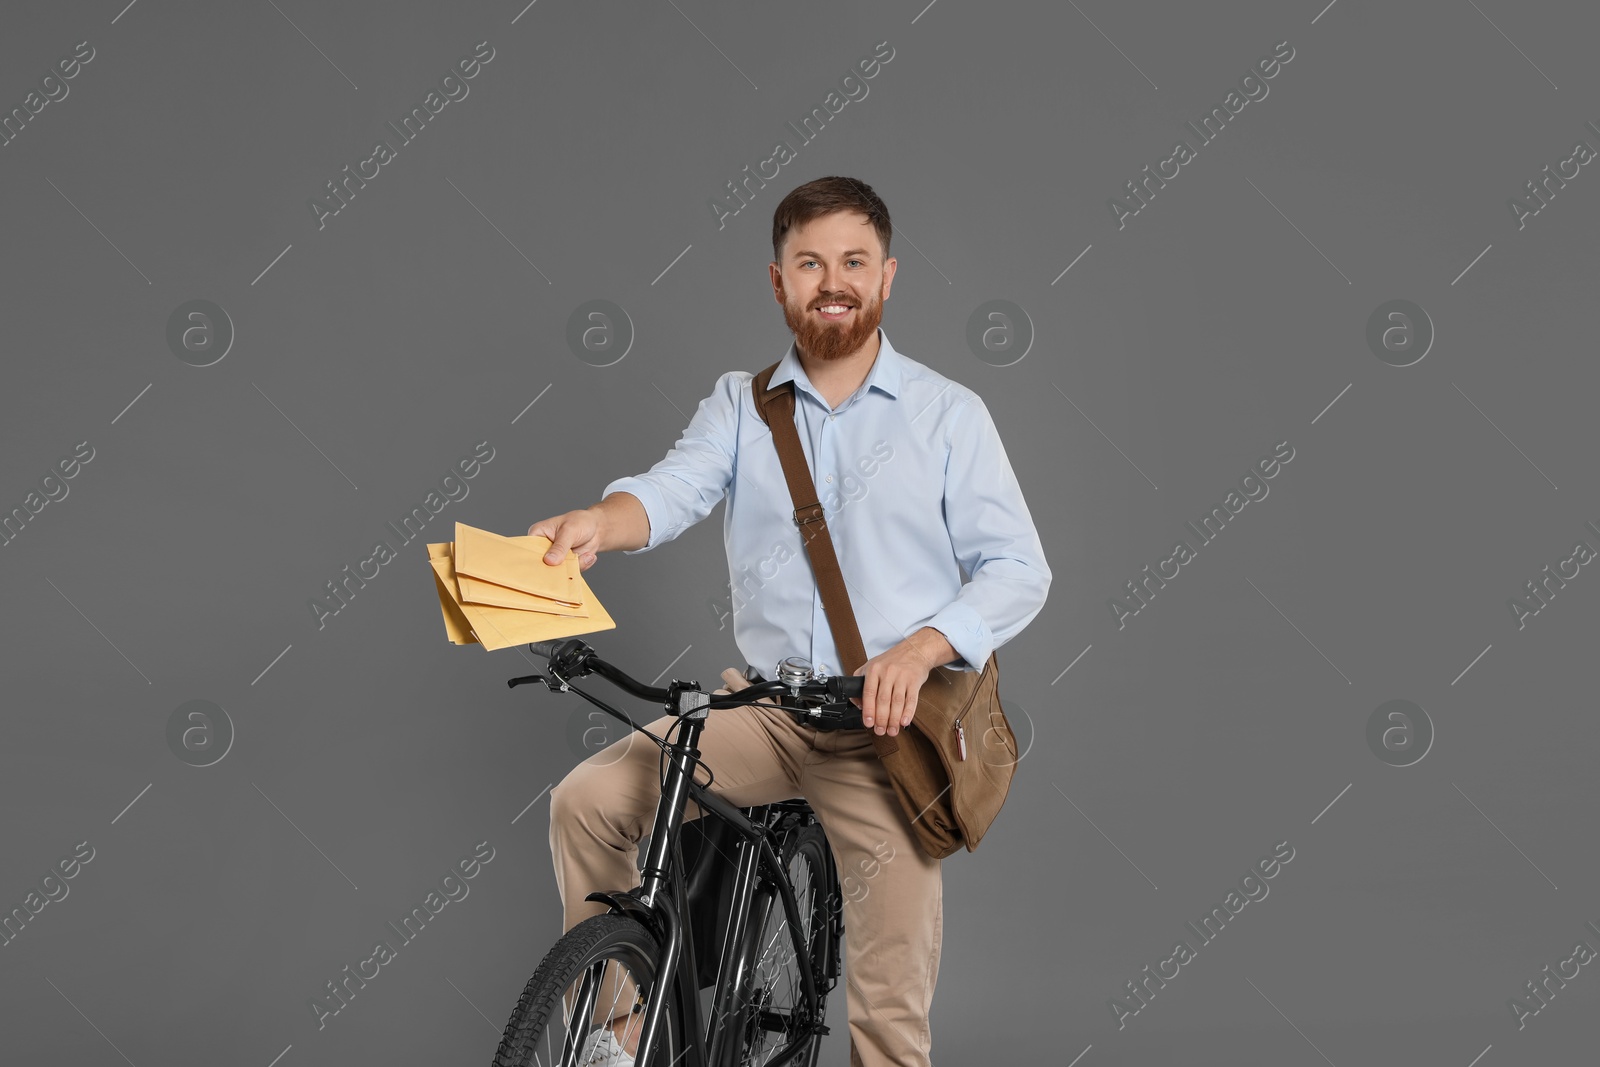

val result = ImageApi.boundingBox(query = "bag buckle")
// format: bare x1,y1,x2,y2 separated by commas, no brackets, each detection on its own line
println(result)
793,502,826,527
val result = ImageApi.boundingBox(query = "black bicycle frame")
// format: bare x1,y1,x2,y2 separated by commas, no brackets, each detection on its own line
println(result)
570,702,827,1067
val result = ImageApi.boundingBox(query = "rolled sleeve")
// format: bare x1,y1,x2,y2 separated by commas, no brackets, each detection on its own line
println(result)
596,479,669,555
924,600,992,673
600,371,743,555
924,395,1052,670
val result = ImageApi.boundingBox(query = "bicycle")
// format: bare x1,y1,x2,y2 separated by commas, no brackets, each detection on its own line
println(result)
492,636,867,1067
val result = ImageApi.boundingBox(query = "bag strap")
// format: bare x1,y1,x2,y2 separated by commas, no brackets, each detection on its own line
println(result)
750,362,871,680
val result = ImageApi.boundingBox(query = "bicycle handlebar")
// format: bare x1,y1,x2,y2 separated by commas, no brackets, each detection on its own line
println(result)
519,637,865,708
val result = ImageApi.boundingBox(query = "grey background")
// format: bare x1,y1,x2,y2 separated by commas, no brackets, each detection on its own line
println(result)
2,0,1597,1063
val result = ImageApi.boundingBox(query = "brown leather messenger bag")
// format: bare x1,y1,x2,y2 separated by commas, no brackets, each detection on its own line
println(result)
751,362,1020,859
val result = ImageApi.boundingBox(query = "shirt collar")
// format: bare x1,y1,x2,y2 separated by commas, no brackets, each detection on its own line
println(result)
769,326,903,404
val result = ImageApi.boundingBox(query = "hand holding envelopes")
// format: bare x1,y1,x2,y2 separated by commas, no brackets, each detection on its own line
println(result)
427,523,616,651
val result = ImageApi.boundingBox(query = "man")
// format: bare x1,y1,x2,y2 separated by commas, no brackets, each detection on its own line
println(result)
529,176,1050,1066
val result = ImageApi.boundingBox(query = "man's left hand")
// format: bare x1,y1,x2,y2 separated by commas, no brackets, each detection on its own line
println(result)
852,628,955,736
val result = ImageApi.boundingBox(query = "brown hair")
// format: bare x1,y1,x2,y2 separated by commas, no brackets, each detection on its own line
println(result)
771,176,892,264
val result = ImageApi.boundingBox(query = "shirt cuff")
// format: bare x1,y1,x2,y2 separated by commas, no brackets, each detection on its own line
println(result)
922,601,991,672
600,477,667,555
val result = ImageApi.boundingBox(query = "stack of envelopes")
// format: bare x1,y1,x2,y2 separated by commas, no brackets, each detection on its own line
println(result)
428,521,616,651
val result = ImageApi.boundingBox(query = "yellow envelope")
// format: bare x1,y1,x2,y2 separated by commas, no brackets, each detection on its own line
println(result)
429,545,616,652
427,541,478,644
453,522,583,607
437,539,589,617
457,573,591,616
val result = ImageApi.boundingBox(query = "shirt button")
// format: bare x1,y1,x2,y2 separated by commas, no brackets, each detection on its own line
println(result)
825,474,833,483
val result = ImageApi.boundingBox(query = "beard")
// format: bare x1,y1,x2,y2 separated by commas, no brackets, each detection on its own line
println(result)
781,287,884,363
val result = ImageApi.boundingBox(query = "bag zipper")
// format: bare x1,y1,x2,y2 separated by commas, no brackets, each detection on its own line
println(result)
955,717,967,760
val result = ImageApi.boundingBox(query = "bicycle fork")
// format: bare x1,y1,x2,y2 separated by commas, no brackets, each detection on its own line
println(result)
576,702,710,1067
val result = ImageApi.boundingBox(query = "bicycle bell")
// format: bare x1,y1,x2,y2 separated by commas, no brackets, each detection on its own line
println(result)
777,656,815,689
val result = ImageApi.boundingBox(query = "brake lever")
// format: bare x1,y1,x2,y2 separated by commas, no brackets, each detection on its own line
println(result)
507,672,570,693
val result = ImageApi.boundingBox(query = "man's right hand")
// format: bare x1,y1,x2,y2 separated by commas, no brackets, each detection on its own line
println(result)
527,509,602,571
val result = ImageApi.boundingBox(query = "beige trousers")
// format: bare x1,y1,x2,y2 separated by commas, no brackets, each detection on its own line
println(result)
549,667,943,1067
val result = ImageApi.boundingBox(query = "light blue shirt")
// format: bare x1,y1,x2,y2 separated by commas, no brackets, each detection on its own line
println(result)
602,327,1051,677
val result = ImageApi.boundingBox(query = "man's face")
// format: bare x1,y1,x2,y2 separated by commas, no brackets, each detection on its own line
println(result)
770,211,896,363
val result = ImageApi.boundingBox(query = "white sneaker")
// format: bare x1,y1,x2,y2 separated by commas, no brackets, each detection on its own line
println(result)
578,1026,636,1067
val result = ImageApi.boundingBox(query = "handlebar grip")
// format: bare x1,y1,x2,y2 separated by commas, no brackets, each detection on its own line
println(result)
529,639,564,660
828,675,866,699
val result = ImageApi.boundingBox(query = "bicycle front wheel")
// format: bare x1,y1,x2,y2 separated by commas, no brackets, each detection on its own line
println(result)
493,913,681,1067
